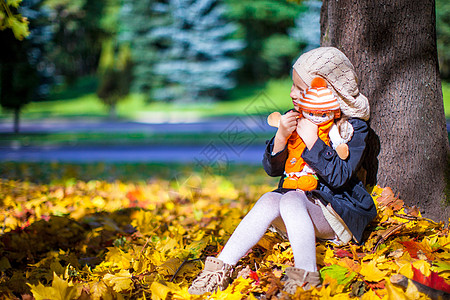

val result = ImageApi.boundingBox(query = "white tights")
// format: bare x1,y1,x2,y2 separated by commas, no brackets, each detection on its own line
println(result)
217,191,335,272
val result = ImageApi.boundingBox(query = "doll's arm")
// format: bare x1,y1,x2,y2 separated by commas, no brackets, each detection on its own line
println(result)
302,118,368,188
329,121,354,160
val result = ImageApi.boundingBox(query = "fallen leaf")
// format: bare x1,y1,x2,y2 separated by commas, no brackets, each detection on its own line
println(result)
412,265,450,293
360,260,389,282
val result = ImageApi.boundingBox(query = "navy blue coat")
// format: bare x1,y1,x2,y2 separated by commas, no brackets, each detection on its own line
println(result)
263,118,377,243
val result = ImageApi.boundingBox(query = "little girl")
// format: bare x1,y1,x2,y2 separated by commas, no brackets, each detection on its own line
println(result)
188,47,378,295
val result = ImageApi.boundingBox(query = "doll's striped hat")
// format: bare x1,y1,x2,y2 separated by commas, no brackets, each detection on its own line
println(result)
296,77,341,117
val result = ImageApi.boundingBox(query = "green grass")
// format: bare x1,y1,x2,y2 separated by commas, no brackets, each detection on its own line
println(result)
3,77,450,120
0,131,272,147
443,81,450,117
1,77,293,120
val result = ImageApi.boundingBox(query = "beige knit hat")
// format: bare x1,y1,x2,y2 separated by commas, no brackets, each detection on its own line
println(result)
293,47,370,120
296,77,340,118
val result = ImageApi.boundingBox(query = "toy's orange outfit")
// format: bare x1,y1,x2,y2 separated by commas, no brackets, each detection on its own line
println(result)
283,119,334,190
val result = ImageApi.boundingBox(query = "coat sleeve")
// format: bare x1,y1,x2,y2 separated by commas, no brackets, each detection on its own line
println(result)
262,137,288,177
302,118,368,189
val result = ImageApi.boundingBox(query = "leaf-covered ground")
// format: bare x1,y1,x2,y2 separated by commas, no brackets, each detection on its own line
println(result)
0,164,449,299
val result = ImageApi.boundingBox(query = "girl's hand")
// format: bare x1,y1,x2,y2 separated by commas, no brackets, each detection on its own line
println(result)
273,110,299,153
296,117,318,150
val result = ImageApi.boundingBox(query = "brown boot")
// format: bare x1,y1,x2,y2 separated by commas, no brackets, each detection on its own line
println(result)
188,257,233,295
283,267,321,294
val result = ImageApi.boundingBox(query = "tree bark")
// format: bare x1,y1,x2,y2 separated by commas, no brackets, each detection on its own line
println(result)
321,0,450,221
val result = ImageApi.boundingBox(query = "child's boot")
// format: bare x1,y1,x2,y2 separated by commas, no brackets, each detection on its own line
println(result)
188,257,233,295
283,267,321,294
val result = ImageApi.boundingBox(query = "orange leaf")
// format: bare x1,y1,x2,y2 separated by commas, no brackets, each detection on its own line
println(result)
399,241,434,260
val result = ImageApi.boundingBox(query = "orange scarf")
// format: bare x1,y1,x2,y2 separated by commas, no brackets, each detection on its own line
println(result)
283,119,334,190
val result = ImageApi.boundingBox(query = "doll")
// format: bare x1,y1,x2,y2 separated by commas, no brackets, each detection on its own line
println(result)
267,77,353,191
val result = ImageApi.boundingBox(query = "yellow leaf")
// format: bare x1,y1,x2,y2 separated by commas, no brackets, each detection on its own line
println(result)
150,282,172,300
359,260,389,282
28,272,79,300
405,281,422,300
412,260,431,277
396,260,414,278
28,282,52,300
88,281,108,300
103,269,133,292
360,288,382,300
157,257,182,276
385,281,408,300
171,286,193,300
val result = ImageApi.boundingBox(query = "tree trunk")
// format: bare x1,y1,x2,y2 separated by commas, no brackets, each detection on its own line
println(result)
108,102,117,120
13,107,20,134
321,0,450,221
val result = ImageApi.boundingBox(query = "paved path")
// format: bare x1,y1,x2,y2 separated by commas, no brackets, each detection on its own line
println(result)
0,117,272,164
0,144,264,164
0,116,274,134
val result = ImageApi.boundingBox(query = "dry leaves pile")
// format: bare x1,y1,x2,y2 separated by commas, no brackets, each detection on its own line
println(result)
0,173,449,299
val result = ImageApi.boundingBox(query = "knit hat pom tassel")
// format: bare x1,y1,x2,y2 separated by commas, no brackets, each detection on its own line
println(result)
310,77,327,89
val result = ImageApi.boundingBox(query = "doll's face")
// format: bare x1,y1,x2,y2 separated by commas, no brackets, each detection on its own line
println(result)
302,111,334,125
291,70,336,124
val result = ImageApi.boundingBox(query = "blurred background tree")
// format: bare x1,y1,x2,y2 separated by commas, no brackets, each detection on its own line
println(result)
150,0,244,102
288,0,320,52
0,0,53,133
436,0,450,80
96,41,133,119
225,0,304,82
44,0,110,85
119,0,171,102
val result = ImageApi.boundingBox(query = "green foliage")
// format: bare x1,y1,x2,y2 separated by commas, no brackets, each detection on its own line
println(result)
44,0,110,84
0,0,30,40
96,41,133,117
11,77,292,119
437,0,450,79
225,0,305,81
443,81,450,117
119,0,168,100
261,34,300,77
0,0,55,132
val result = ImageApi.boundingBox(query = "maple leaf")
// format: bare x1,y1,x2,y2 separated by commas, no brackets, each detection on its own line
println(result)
334,248,352,258
150,281,178,300
359,260,389,282
320,264,357,292
28,272,79,300
2,173,450,299
102,269,133,292
400,241,435,260
412,265,450,293
87,281,109,300
385,280,409,300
